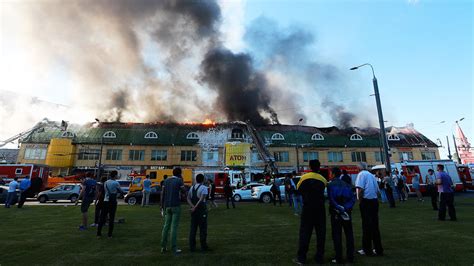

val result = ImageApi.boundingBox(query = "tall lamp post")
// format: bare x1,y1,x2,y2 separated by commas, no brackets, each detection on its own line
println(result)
296,118,303,172
95,118,104,180
350,63,391,174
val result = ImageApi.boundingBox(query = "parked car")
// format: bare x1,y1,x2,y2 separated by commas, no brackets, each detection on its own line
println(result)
0,185,19,204
37,184,81,203
233,183,264,202
124,185,162,205
251,178,286,203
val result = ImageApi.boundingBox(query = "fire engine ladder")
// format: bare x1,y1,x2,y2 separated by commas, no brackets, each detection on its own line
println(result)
245,122,279,175
0,118,67,147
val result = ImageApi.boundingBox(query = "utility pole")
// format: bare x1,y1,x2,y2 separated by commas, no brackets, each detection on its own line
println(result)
452,134,462,164
446,135,452,160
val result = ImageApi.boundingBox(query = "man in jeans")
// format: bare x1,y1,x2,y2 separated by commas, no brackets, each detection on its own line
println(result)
97,171,124,238
425,169,438,211
142,175,152,207
161,167,186,255
187,174,210,252
436,164,457,221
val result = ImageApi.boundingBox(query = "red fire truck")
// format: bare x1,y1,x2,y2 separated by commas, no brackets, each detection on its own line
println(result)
0,164,50,190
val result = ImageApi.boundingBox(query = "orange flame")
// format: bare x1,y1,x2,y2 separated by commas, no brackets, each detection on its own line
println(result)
203,118,216,126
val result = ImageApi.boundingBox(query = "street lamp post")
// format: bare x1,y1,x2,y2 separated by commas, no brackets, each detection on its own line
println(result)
350,63,391,173
296,118,303,172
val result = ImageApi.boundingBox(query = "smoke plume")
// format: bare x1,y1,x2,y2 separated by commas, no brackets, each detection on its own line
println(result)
1,0,375,142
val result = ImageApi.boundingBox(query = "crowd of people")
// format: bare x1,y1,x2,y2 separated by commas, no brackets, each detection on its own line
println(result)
3,160,459,264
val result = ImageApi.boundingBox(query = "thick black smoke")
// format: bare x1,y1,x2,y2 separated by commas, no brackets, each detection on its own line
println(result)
201,48,279,125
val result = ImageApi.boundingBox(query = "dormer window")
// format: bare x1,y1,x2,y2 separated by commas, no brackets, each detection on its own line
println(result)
186,132,199,140
61,131,75,138
231,128,245,139
271,133,285,141
388,134,400,141
144,131,158,139
311,133,324,141
350,134,363,141
103,131,116,138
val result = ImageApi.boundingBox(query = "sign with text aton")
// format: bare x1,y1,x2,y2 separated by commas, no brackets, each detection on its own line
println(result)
225,142,251,167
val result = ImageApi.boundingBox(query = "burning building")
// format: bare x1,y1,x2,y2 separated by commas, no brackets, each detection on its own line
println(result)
17,120,440,177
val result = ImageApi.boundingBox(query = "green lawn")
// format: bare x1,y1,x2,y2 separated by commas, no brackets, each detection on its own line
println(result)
1,196,473,265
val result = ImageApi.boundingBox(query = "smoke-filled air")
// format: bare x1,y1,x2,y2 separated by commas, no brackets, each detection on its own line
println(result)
0,0,376,138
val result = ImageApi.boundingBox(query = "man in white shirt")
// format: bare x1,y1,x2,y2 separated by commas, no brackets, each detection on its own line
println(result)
355,163,383,257
425,169,438,210
97,171,124,238
5,177,19,208
187,174,210,252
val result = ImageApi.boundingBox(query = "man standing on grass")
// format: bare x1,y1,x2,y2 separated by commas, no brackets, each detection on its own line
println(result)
5,177,19,208
328,167,355,264
187,174,210,252
17,176,31,208
76,172,97,231
355,163,383,257
294,159,327,265
97,171,124,238
161,167,186,255
436,164,456,221
425,169,438,211
142,175,152,207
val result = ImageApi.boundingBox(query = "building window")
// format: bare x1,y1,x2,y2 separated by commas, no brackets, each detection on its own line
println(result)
144,132,158,139
106,149,122,161
78,149,100,160
186,132,199,140
399,152,414,161
274,151,289,162
61,131,75,138
103,131,116,138
24,148,47,160
328,152,343,162
351,152,367,162
271,133,285,140
421,151,437,160
303,152,319,162
311,133,324,141
231,128,245,139
181,150,197,161
350,134,363,141
129,150,145,161
374,151,383,162
151,150,167,161
387,134,400,141
15,168,22,175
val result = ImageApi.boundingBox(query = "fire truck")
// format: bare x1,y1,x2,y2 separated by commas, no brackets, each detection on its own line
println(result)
0,164,50,190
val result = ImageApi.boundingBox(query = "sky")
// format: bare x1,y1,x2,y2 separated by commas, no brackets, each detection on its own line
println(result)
0,0,472,160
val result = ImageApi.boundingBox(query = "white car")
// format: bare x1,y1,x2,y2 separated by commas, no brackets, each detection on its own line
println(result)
251,178,286,203
233,183,265,202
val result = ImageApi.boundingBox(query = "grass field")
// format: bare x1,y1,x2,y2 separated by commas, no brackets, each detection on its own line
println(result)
1,195,473,265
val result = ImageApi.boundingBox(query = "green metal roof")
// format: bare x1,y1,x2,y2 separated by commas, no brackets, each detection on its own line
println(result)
20,122,438,148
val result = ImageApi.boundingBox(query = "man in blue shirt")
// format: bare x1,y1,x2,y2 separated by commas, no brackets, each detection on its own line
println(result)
76,172,97,231
328,167,356,264
17,176,31,208
142,175,152,207
436,164,456,221
5,177,19,208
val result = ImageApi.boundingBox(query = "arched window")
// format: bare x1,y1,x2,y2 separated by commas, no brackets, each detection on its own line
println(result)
271,133,285,140
186,132,199,140
61,131,75,138
231,128,245,139
103,131,117,138
350,134,363,141
387,134,400,141
144,131,158,139
311,133,324,141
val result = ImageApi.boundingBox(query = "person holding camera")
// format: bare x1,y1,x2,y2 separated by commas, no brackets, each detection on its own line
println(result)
328,167,356,264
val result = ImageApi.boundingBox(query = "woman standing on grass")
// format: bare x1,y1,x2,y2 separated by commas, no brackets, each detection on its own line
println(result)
412,173,424,202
